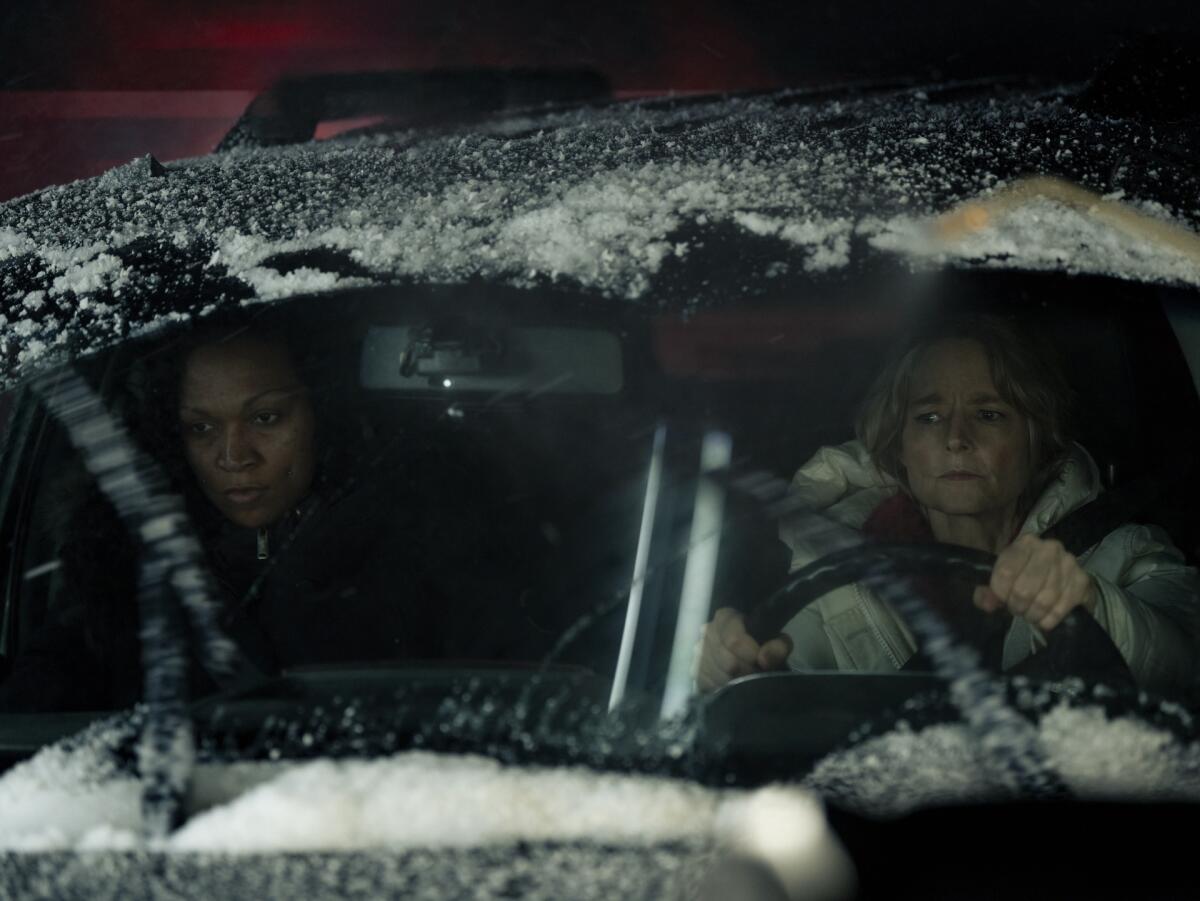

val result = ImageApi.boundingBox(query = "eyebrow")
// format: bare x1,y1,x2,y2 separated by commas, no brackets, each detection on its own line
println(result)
909,392,1007,406
180,386,303,417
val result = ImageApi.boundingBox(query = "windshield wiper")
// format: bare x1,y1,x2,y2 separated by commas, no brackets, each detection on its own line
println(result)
32,368,248,836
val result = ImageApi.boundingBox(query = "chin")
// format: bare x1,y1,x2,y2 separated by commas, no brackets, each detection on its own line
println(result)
929,494,1009,518
916,490,990,517
930,503,990,517
222,507,275,530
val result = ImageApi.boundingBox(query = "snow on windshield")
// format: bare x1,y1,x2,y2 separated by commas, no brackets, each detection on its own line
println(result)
173,753,721,853
1,86,1199,383
0,716,142,851
0,716,788,854
870,194,1200,285
806,700,1200,817
2,695,1199,850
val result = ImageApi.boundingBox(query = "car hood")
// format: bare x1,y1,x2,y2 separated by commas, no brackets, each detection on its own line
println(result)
1,81,1199,386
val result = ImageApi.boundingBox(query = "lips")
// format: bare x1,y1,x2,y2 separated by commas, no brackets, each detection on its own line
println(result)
939,470,983,480
224,486,267,505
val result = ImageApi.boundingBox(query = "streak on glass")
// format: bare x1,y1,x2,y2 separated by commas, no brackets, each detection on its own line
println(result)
609,423,667,712
661,430,732,720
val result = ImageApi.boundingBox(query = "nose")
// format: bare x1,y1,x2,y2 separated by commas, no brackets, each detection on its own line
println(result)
945,410,974,452
216,423,260,472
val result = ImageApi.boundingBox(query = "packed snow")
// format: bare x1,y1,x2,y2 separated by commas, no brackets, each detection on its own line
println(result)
0,717,142,852
1,695,1198,852
805,701,1200,817
172,754,722,853
1,85,1199,383
870,196,1200,285
0,720,751,854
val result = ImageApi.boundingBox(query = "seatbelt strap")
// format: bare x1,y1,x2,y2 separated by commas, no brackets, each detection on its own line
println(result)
1041,474,1164,556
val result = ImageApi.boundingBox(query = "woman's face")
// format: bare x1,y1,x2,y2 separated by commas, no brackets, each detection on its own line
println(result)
899,338,1032,523
178,334,317,529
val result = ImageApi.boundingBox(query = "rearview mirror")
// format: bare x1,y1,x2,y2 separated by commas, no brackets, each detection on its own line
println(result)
360,323,623,395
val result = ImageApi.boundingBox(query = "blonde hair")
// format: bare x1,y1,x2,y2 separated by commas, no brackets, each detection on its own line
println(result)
856,315,1074,512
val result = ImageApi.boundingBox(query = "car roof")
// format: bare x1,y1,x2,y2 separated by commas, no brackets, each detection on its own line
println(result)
0,75,1198,386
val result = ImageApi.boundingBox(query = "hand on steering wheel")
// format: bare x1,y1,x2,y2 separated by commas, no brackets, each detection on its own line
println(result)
696,541,1132,693
974,534,1099,631
693,608,792,694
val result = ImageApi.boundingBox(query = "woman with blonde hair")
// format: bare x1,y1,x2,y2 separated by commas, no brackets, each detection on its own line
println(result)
696,315,1200,696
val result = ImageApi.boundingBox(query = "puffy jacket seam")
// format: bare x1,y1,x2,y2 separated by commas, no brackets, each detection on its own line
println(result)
856,583,903,668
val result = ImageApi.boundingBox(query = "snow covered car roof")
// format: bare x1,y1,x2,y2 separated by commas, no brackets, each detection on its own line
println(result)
1,78,1199,384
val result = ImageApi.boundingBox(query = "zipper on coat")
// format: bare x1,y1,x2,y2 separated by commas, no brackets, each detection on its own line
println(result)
256,528,269,561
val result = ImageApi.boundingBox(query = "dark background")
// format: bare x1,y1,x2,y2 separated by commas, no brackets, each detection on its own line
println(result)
0,0,1195,202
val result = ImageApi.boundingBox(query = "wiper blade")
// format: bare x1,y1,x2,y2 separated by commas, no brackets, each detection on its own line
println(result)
33,367,247,836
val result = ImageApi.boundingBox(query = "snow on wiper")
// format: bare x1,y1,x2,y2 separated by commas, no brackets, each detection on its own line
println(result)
32,368,242,837
873,175,1200,284
937,175,1200,263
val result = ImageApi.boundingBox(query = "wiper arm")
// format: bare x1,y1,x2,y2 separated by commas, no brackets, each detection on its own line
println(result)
936,175,1200,265
33,367,247,837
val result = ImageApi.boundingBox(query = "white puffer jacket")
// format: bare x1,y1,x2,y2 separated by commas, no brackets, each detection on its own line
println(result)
778,440,1200,694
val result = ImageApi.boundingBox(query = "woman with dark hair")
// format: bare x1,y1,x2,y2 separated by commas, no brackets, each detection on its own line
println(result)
167,317,543,674
0,317,528,711
696,315,1200,695
166,322,497,673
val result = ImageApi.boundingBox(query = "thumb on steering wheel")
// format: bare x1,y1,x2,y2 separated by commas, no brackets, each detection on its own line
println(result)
756,633,793,671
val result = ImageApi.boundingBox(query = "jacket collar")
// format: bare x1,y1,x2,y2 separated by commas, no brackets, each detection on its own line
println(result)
1016,443,1102,536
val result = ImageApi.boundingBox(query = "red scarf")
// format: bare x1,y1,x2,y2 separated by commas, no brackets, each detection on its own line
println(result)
860,493,1010,660
860,492,965,623
862,492,934,544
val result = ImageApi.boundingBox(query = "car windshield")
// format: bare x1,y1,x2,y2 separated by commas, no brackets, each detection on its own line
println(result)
4,253,1200,756
3,58,1200,884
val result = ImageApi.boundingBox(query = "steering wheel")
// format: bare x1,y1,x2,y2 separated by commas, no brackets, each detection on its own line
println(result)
743,542,1136,689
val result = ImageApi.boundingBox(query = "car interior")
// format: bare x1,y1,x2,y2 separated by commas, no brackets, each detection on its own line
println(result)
0,268,1198,722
